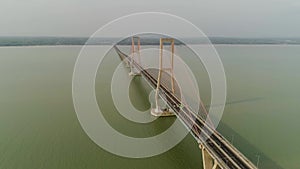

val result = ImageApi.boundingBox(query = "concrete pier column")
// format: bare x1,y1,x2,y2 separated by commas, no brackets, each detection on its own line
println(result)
200,144,222,169
202,147,214,169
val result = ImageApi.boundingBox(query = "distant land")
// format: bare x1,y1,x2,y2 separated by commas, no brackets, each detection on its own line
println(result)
1,36,300,46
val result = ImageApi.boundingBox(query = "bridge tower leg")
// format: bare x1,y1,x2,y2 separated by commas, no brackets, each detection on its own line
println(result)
200,144,222,169
151,38,175,117
129,36,141,76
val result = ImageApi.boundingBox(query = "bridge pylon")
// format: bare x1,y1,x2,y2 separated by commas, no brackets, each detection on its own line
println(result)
151,38,176,117
129,36,141,76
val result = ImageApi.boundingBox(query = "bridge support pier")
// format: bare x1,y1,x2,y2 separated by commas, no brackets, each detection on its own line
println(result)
129,71,141,76
200,144,222,169
151,107,175,117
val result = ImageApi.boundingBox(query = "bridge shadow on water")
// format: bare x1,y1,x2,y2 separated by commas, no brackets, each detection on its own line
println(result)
225,97,264,106
207,97,264,109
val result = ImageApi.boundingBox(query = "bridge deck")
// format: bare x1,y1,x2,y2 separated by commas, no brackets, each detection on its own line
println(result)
114,45,257,169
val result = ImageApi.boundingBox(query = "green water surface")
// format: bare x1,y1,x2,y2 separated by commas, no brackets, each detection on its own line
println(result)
0,45,299,169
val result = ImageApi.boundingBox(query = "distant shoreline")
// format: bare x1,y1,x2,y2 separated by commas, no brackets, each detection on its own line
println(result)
1,44,300,48
1,36,300,46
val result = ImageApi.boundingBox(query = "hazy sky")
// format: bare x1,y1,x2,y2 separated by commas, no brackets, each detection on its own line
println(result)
0,0,300,37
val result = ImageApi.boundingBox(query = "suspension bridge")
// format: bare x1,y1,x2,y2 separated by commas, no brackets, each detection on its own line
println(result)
114,36,257,169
